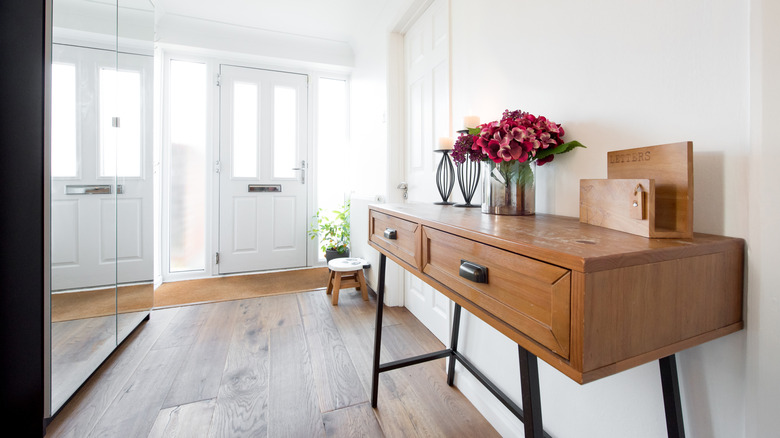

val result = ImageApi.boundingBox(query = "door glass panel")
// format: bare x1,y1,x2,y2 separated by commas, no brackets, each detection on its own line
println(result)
51,63,78,178
169,60,207,272
98,68,117,177
317,78,347,213
232,81,259,178
274,85,297,178
116,70,142,177
100,69,142,178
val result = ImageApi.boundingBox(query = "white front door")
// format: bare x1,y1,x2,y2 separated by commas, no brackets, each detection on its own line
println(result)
50,44,153,291
403,0,452,344
218,65,309,274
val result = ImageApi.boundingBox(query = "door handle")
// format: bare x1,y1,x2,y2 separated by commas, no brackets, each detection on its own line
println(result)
459,260,488,284
397,182,408,200
292,160,306,184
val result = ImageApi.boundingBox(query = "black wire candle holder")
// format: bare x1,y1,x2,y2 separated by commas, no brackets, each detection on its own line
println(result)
434,149,455,205
455,152,481,208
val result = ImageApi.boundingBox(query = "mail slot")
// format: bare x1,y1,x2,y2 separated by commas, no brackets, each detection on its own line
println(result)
248,184,282,193
66,185,112,195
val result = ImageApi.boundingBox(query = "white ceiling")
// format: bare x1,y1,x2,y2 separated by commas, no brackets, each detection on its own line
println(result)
155,0,392,43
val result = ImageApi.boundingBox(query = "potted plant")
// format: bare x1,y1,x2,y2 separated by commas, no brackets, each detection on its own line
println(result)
308,201,350,262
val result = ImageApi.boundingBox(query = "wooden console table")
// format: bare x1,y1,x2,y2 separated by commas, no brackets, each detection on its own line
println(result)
367,203,744,437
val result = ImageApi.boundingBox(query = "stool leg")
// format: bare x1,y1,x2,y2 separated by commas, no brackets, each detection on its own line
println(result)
326,270,334,295
332,272,342,305
358,270,368,301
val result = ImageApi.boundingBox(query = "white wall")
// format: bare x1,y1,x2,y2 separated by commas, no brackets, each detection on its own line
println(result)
746,1,780,437
349,0,780,436
347,0,423,304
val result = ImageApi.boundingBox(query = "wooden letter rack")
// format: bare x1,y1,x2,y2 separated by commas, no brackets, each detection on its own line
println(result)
580,141,693,238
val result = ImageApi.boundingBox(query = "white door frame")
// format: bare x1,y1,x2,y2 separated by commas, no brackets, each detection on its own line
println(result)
385,0,453,344
159,47,322,282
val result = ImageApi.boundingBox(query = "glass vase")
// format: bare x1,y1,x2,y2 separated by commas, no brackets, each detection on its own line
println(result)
481,160,535,215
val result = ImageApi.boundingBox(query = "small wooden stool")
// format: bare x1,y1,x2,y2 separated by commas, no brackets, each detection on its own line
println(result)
326,258,368,305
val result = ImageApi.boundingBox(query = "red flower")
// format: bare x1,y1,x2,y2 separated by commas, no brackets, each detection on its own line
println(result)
472,109,582,166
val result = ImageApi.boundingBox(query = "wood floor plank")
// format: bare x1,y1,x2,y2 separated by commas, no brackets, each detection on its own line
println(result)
46,308,179,438
163,300,241,408
254,293,303,332
381,323,500,438
50,315,118,411
323,403,385,438
151,304,213,350
87,344,191,437
325,292,422,438
322,287,404,328
208,299,270,438
298,292,367,413
148,399,216,438
268,324,325,438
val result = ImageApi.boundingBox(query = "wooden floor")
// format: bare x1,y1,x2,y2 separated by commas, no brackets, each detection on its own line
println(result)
51,311,150,412
46,288,499,437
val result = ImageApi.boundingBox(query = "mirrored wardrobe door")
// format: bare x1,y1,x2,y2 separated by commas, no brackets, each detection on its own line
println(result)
116,0,155,343
49,0,119,414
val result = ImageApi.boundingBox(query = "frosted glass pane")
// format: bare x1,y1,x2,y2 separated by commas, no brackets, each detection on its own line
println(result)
316,78,348,214
99,69,142,177
274,86,297,178
99,68,117,177
169,60,207,272
116,70,141,177
51,63,78,178
232,82,258,178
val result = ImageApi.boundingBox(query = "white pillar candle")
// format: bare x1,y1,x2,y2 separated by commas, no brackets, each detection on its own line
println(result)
463,116,480,129
437,137,453,150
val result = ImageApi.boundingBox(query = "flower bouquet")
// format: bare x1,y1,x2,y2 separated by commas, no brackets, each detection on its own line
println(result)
454,109,585,215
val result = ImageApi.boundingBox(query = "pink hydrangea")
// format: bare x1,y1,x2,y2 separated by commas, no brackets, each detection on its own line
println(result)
474,109,566,166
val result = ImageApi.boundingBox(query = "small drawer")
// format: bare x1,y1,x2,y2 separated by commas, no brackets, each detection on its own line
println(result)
422,226,571,358
369,210,421,270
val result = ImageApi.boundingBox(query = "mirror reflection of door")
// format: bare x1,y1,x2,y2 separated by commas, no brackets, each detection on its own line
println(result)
49,45,154,414
50,43,119,412
218,65,309,274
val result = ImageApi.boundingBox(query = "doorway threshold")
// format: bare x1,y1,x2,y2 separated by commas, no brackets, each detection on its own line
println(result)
154,267,329,309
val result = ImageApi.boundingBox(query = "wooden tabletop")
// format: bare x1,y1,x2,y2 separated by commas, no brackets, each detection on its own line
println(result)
369,203,744,273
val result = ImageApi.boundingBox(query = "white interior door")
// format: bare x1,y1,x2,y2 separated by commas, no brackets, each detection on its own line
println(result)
218,65,308,274
50,44,153,291
403,0,452,344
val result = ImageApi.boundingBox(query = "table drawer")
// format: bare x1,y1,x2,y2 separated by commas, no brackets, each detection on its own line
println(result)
422,226,571,358
369,210,421,270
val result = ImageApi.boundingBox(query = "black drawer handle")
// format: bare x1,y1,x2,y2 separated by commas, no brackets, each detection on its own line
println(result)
459,260,488,284
384,228,397,240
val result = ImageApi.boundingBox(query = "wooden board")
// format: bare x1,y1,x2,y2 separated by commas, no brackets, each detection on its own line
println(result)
580,142,693,238
580,178,655,238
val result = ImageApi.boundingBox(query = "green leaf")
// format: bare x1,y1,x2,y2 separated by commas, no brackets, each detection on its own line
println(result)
534,140,586,161
467,127,481,135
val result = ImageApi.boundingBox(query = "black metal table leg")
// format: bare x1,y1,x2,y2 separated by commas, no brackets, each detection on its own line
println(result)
370,253,387,408
447,304,462,386
659,354,685,438
519,345,544,438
